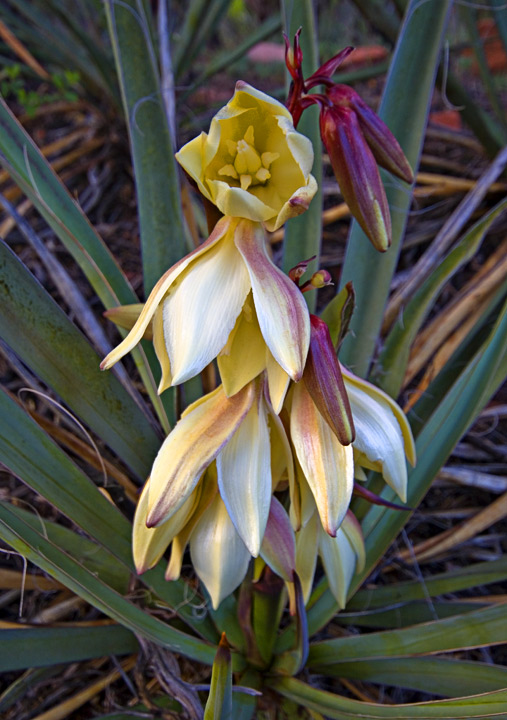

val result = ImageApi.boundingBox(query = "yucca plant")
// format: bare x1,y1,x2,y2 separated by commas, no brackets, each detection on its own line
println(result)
1,1,507,719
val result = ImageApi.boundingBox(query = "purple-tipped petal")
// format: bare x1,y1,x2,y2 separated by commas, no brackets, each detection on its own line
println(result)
234,219,310,380
303,315,355,445
260,496,296,583
320,104,391,251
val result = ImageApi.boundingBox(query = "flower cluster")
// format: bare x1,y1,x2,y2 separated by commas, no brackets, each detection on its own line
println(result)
102,69,415,611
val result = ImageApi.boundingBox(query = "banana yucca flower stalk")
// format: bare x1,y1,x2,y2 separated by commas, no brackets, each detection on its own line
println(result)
101,83,316,400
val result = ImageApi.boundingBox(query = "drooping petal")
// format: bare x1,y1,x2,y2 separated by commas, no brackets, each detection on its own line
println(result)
266,350,290,413
342,366,416,467
343,376,409,503
163,219,251,384
217,293,266,397
303,314,355,444
320,104,391,251
165,468,218,581
319,526,357,609
290,381,354,536
341,511,366,573
100,218,231,371
234,219,310,381
152,306,172,393
146,383,255,527
260,496,296,583
190,493,251,610
133,478,198,574
295,511,319,603
217,385,271,556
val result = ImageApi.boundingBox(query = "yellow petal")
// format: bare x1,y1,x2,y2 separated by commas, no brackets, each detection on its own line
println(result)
234,219,310,381
266,350,290,413
133,479,199,574
103,304,151,338
146,383,255,527
152,306,172,393
290,381,353,536
217,294,266,397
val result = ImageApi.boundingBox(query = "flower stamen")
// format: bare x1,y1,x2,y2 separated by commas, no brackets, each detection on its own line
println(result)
218,125,279,191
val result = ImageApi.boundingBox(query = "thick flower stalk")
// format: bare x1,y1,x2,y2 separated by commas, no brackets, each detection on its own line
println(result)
101,83,316,398
285,31,414,251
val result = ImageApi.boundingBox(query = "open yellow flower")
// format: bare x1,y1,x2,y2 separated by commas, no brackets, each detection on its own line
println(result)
176,82,317,232
101,217,309,397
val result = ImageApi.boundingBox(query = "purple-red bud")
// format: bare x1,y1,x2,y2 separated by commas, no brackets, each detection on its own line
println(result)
320,104,391,251
303,315,355,445
327,86,413,185
288,256,317,283
306,46,355,88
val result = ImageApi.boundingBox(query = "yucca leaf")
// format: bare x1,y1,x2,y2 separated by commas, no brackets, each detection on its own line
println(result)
339,0,452,376
375,197,507,397
337,601,490,630
271,677,507,719
320,657,507,698
0,96,133,308
0,387,218,640
4,503,130,593
204,634,232,720
0,242,160,477
0,502,219,666
105,0,187,296
349,557,507,610
0,626,138,672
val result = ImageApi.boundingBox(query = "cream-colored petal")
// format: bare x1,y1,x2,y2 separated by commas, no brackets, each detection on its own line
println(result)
133,479,198,574
100,217,231,371
165,469,218,580
217,389,271,556
342,512,366,574
290,381,353,536
344,377,409,503
190,493,251,609
342,366,416,467
295,511,319,604
217,294,266,397
234,219,310,381
146,383,255,527
319,527,357,609
163,219,251,385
